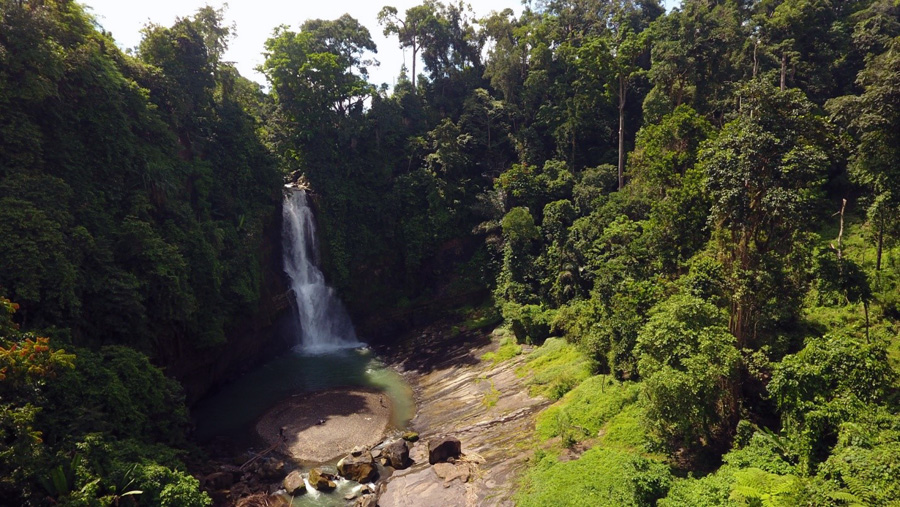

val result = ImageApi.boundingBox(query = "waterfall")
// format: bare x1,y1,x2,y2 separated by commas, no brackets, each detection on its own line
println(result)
282,189,362,353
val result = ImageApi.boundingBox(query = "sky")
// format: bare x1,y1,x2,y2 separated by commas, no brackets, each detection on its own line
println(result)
79,0,678,88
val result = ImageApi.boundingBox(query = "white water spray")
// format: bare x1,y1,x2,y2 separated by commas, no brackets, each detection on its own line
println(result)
282,189,362,353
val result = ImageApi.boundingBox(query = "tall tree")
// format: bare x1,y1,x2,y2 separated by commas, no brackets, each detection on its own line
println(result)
702,81,831,347
378,2,438,91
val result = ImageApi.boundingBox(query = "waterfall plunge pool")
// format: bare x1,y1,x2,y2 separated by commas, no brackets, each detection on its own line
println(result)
190,347,415,445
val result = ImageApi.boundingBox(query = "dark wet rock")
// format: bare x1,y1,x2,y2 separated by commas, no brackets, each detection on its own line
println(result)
384,439,410,469
308,468,337,491
428,436,461,464
402,431,420,442
282,470,306,496
256,459,286,482
202,471,233,490
337,449,377,483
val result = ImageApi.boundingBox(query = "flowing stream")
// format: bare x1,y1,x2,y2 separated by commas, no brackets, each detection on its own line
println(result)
282,188,361,353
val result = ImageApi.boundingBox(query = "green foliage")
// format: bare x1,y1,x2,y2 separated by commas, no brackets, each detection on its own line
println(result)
768,332,896,473
517,447,672,507
535,375,641,444
40,346,189,448
501,302,554,344
0,0,280,355
481,335,522,365
636,294,740,455
501,207,540,243
518,338,595,400
0,298,203,505
702,80,832,347
814,408,900,506
729,468,804,506
63,434,210,507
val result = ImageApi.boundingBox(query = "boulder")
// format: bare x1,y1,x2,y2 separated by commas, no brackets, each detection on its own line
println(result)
282,470,306,496
355,493,378,507
428,436,461,465
308,468,337,491
383,439,410,469
402,431,420,442
337,449,377,483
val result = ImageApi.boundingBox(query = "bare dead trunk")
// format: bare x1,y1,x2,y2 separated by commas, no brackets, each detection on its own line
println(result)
753,41,759,78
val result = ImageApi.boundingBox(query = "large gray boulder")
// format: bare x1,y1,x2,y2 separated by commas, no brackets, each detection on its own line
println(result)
428,436,461,465
383,439,410,469
337,448,377,483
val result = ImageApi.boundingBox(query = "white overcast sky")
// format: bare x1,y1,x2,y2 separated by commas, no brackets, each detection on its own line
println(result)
79,0,678,88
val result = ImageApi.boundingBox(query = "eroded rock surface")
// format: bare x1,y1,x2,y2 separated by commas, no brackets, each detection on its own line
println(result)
377,327,550,506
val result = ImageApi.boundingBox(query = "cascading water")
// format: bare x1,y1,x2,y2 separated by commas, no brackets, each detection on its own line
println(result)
282,189,362,353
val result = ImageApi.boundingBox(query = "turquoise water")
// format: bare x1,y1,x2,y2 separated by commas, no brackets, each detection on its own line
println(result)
191,347,415,442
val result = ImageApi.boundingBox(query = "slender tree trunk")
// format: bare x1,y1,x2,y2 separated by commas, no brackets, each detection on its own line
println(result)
780,52,787,91
412,43,417,92
618,74,626,190
876,212,884,271
864,300,870,343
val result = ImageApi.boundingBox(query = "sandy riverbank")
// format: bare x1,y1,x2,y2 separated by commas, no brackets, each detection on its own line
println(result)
255,388,393,463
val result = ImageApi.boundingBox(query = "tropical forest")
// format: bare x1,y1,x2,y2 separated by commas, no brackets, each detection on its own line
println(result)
0,0,898,505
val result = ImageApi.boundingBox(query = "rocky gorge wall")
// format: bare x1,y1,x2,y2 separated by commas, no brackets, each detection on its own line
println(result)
169,207,297,405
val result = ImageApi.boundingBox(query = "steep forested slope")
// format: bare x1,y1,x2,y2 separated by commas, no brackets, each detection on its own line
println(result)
0,1,280,504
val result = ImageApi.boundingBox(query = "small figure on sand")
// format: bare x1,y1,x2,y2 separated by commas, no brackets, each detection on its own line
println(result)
317,419,325,425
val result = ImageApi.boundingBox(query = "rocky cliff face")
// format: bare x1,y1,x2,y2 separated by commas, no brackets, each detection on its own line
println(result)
170,207,296,405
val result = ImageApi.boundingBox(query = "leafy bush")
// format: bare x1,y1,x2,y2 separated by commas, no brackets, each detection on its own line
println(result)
768,332,896,472
502,302,555,344
635,294,740,455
